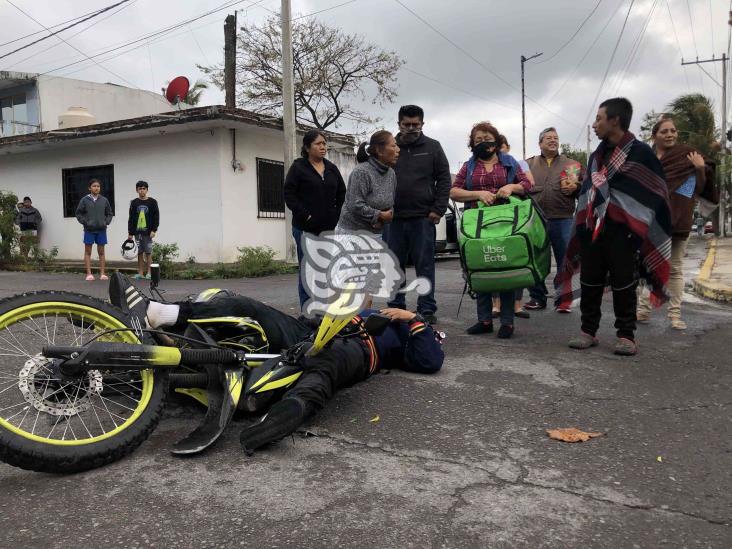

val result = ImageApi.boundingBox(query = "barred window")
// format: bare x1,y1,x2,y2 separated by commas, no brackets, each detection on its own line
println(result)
256,158,285,219
62,165,115,218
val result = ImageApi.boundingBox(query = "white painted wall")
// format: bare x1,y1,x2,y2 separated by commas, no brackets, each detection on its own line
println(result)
0,130,224,262
0,123,356,263
36,76,172,131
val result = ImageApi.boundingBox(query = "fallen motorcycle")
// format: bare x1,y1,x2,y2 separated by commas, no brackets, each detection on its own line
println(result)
0,270,386,473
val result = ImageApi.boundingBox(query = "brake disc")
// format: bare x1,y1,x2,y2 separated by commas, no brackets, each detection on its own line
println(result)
18,355,103,417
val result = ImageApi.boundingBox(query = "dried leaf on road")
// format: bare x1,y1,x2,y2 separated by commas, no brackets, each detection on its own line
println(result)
369,415,380,423
546,427,604,443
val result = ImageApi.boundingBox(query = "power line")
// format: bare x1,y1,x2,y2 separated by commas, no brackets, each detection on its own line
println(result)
4,0,138,88
611,0,660,95
574,0,635,146
0,0,132,62
0,5,118,49
684,0,706,92
543,0,623,106
665,0,691,92
6,0,138,70
710,0,718,80
37,0,260,77
535,0,603,65
392,0,583,129
292,0,358,21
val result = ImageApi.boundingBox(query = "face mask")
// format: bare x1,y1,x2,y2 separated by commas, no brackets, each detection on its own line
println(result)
400,131,421,145
471,141,496,160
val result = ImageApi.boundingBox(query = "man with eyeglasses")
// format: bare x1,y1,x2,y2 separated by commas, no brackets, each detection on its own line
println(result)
386,105,451,324
524,127,584,313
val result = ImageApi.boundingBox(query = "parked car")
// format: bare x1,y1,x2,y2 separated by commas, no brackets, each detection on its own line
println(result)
704,221,714,234
435,203,459,255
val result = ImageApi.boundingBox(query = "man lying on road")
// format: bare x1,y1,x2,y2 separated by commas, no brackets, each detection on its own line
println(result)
109,273,444,455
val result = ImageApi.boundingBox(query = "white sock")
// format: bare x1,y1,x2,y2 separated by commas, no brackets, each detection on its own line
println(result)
146,302,180,328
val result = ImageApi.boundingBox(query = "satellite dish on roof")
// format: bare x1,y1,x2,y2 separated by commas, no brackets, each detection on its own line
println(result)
165,76,190,105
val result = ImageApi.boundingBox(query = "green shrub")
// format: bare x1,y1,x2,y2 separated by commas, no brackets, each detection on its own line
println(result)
28,245,59,271
235,246,294,277
152,242,180,278
0,191,19,260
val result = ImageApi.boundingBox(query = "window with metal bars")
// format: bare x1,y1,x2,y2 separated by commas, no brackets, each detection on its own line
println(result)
256,158,285,219
62,164,115,218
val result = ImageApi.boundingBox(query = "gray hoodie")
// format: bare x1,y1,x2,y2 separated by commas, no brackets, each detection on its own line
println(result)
76,194,113,232
336,158,396,233
15,206,42,231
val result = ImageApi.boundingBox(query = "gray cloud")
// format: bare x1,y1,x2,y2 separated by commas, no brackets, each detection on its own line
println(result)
1,0,726,167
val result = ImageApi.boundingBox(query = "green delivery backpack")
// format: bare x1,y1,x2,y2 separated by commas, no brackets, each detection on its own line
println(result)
458,196,551,293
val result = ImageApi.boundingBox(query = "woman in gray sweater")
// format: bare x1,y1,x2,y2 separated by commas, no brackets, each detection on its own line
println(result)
336,130,399,235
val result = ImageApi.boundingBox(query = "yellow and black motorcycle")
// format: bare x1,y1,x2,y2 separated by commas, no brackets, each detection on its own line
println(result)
0,275,386,474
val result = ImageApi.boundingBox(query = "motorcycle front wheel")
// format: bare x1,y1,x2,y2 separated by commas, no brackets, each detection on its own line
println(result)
0,291,166,473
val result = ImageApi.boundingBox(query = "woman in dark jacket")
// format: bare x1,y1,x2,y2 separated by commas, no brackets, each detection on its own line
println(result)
284,130,347,309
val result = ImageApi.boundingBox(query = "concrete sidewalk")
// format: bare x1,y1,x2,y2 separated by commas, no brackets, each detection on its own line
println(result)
693,237,732,302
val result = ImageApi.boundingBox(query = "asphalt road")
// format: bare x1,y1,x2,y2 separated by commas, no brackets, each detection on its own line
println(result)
0,236,730,548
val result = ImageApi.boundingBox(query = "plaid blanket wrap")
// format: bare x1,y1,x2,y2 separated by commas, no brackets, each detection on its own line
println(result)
557,132,672,308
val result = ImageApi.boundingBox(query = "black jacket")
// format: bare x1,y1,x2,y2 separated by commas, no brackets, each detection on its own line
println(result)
284,157,346,234
393,133,451,219
128,197,160,236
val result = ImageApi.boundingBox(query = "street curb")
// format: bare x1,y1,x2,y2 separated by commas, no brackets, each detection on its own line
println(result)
692,238,732,302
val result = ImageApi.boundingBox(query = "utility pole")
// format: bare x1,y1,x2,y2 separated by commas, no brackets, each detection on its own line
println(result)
223,13,237,108
281,0,298,262
521,52,542,159
681,54,727,236
586,125,591,163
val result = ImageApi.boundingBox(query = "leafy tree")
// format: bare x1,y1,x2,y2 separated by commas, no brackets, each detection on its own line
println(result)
0,191,19,261
560,143,588,167
638,109,661,143
666,94,720,160
185,80,208,106
199,16,404,129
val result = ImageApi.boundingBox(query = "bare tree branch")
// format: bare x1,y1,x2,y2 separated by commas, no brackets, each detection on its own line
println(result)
199,15,404,129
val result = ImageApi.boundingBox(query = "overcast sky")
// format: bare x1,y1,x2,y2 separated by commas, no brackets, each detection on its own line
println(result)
1,0,729,170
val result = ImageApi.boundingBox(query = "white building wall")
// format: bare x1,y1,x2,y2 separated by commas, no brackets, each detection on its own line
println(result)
0,131,224,262
219,126,288,260
36,76,172,131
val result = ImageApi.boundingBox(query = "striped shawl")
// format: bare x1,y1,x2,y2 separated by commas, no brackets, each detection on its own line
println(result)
557,132,672,307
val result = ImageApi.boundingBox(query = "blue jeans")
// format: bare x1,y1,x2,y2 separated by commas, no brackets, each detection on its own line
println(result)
386,217,437,314
528,217,574,306
292,226,310,309
477,291,515,326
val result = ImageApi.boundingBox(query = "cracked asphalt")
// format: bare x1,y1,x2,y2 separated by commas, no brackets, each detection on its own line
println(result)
0,236,730,548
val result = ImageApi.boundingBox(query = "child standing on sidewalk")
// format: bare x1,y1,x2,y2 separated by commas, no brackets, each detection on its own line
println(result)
127,180,159,279
75,179,113,281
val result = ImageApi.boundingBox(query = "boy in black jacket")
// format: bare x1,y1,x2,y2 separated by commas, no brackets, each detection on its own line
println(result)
127,181,160,279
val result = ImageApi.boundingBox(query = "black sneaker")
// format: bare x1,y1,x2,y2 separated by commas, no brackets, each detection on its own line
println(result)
240,399,306,456
497,324,514,339
523,299,546,310
466,321,493,335
109,272,149,328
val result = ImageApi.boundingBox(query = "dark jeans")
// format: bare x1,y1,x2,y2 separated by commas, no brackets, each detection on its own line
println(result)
386,217,437,314
178,295,311,352
579,221,639,340
529,217,574,306
180,296,369,416
477,290,515,326
292,226,310,310
284,338,370,413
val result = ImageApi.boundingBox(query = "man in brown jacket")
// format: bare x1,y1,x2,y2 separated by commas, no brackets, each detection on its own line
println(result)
525,127,584,312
